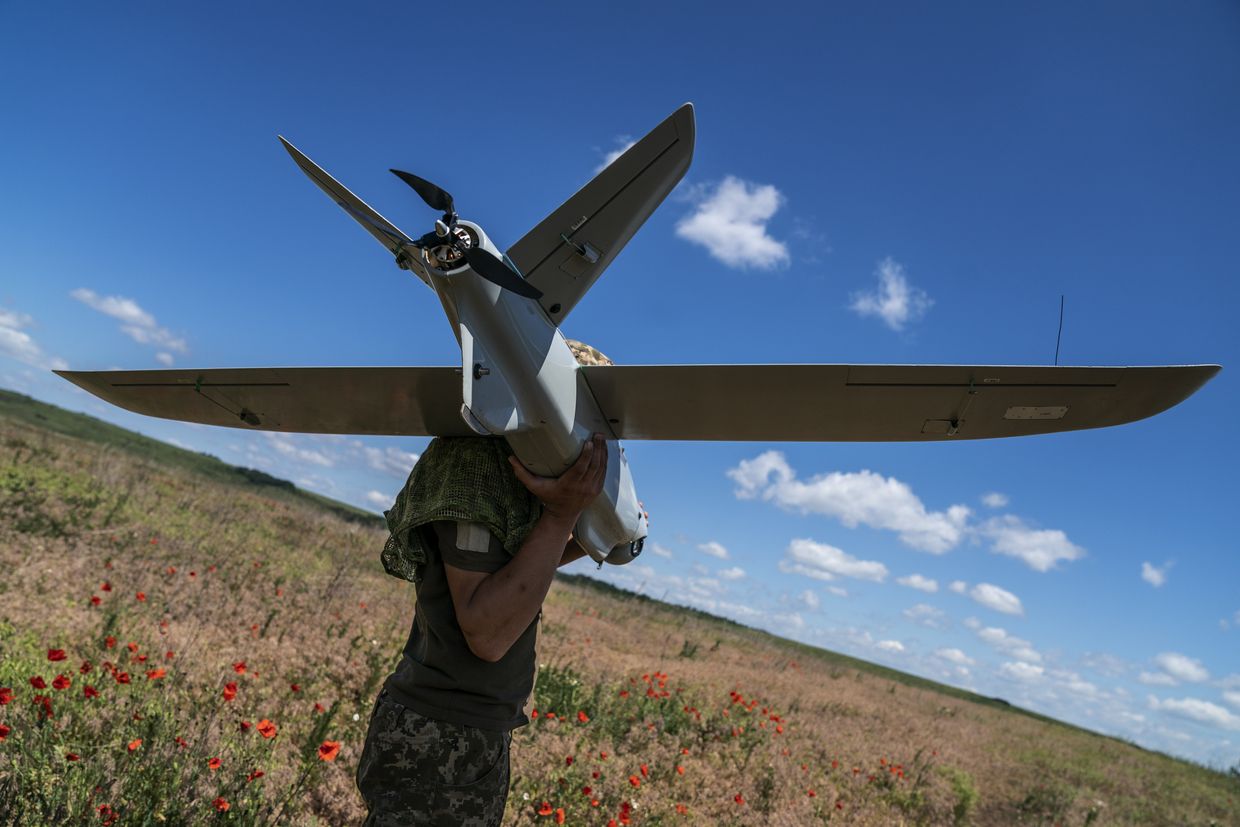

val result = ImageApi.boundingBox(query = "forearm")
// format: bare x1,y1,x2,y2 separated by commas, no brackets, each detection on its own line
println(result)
457,512,576,660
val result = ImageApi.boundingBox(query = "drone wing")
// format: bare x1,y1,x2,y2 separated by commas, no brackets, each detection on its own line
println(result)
580,364,1220,441
55,367,474,436
507,103,695,322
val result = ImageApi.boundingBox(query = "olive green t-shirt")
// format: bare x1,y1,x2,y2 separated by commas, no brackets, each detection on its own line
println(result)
382,520,538,732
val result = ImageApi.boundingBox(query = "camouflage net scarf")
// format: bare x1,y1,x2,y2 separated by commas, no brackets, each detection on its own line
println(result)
380,437,542,583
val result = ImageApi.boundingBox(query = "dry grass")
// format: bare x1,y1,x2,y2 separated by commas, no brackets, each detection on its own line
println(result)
1,413,1237,825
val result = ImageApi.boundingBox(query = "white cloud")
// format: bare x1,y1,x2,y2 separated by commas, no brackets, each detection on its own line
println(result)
799,589,820,610
263,432,334,468
981,492,1009,508
697,541,730,560
876,640,905,653
948,580,968,594
897,574,938,593
155,352,174,367
969,582,1024,616
365,490,390,509
1153,653,1209,684
648,542,673,559
826,585,849,598
727,451,969,554
718,566,746,581
1148,696,1240,731
778,538,888,582
936,648,975,666
71,288,188,354
359,444,419,477
903,603,948,629
0,306,66,370
979,515,1085,572
1000,661,1045,682
1138,671,1179,687
849,257,932,331
975,625,1042,663
1220,690,1240,711
1141,561,1169,588
675,176,789,269
594,136,636,173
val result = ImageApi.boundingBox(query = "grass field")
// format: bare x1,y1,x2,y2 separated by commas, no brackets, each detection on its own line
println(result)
1,392,1236,825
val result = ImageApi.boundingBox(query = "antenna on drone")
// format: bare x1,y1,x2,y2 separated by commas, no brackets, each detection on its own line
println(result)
1054,295,1065,366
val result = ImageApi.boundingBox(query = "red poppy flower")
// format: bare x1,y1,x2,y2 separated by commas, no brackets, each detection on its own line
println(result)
175,736,189,749
289,683,300,693
128,739,142,752
565,756,573,766
232,662,246,675
0,687,12,705
65,752,80,761
628,775,640,788
318,741,341,761
239,720,252,732
207,757,221,771
104,636,116,649
247,770,265,782
313,702,325,714
0,724,9,740
101,582,112,592
577,710,589,723
52,675,71,691
734,793,745,805
165,651,174,660
676,765,685,775
807,789,816,797
30,676,47,689
675,804,688,814
135,592,146,602
48,649,67,662
835,800,844,810
640,764,648,778
79,660,92,674
166,566,176,575
256,718,277,739
32,694,52,719
537,802,553,816
126,643,138,653
212,798,229,812
222,682,237,701
114,672,130,685
89,596,101,606
555,809,565,825
145,669,166,681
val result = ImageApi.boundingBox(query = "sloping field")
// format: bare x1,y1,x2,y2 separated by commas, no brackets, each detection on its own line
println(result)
1,392,1236,825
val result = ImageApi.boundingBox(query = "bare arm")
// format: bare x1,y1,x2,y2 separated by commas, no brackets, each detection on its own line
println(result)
444,435,606,662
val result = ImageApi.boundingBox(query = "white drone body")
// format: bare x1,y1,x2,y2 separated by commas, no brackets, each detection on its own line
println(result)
58,103,1219,566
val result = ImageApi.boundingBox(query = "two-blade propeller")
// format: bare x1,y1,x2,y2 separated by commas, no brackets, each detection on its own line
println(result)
390,169,543,300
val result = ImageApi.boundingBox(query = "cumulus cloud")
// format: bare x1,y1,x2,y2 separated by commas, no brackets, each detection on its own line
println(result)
1141,561,1169,588
799,590,820,610
1153,652,1209,684
358,444,419,477
1001,661,1045,682
1138,671,1179,687
718,566,746,581
897,574,938,593
697,541,730,560
948,580,968,594
876,640,906,653
71,288,187,358
903,603,948,629
594,136,636,173
1148,696,1240,731
849,257,932,331
826,585,849,598
981,492,1009,508
0,306,66,370
727,451,969,553
969,583,1024,616
975,625,1042,663
675,176,789,269
978,515,1084,572
649,542,673,559
936,648,975,666
1222,690,1240,711
778,538,888,583
365,490,390,509
263,432,334,468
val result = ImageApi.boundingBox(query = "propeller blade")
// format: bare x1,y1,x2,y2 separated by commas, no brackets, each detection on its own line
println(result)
390,169,454,214
463,247,544,300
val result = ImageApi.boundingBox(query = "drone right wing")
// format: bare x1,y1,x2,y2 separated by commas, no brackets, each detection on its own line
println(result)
581,363,1220,441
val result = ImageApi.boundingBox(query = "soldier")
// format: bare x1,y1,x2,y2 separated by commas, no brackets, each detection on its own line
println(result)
356,432,607,826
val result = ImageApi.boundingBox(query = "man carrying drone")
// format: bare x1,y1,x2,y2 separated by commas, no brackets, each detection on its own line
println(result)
355,432,607,825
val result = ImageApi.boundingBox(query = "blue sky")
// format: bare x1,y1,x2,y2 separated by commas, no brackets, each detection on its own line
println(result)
2,2,1237,767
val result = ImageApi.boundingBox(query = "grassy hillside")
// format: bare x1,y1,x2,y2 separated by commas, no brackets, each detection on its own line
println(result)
0,393,1236,825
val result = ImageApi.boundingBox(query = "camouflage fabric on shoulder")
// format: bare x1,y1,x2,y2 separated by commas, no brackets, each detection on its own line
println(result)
357,691,511,826
380,437,541,584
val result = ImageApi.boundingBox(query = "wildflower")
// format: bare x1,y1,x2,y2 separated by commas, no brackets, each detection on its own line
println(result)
313,702,326,714
577,710,590,723
835,800,844,810
48,649,67,662
318,741,341,761
53,675,71,691
232,662,246,675
222,682,238,701
30,676,47,690
565,755,574,766
128,739,142,752
555,809,565,824
0,687,12,705
65,752,80,761
807,789,816,797
290,683,300,693
80,660,93,674
126,643,139,653
114,672,131,685
582,786,592,796
166,566,176,575
101,582,112,592
104,636,116,649
135,592,146,602
90,596,101,606
640,763,648,778
145,669,166,681
240,720,252,731
208,757,221,771
256,718,277,739
734,793,745,805
175,736,189,749
0,724,9,740
629,775,641,788
247,770,265,782
675,804,688,814
676,765,685,775
165,651,175,660
537,802,553,816
98,804,117,824
212,798,229,812
33,694,53,720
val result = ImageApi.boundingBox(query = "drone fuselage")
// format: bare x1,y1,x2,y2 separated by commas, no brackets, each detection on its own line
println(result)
405,220,647,565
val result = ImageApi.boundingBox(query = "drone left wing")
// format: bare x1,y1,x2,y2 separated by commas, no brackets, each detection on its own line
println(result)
55,368,474,437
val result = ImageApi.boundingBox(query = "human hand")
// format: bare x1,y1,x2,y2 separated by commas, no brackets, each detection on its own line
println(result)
509,434,608,522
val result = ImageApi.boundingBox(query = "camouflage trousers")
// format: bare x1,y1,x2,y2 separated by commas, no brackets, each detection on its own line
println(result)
357,690,511,826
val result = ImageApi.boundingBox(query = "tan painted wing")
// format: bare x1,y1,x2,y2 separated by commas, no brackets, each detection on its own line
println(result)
580,364,1220,441
507,103,695,322
55,367,474,437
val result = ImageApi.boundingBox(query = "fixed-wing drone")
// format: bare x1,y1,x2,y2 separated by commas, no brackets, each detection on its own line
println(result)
58,104,1220,565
